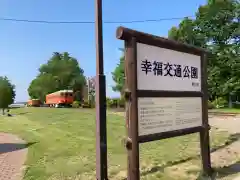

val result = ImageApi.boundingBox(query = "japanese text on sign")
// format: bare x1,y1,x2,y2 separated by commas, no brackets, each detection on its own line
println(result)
138,97,202,136
137,43,201,91
141,60,198,79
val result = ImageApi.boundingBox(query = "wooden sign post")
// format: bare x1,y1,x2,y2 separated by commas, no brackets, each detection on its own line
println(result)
95,0,108,179
116,26,212,180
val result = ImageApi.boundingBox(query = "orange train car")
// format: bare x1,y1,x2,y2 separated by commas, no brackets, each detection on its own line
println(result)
45,90,74,107
27,99,41,107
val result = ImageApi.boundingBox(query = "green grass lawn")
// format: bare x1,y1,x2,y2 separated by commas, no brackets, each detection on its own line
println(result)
209,108,240,113
0,108,232,180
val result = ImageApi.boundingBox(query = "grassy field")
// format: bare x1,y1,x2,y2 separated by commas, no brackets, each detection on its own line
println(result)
209,108,240,113
0,107,232,180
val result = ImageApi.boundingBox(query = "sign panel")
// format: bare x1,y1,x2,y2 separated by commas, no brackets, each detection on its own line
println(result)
138,97,202,136
137,43,201,92
116,26,211,179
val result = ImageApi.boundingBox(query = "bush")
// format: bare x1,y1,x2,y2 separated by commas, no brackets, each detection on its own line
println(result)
106,98,118,108
90,101,95,108
233,103,240,108
208,100,214,109
118,98,125,108
212,97,227,108
113,98,119,108
82,101,91,108
72,101,80,108
106,97,112,108
106,97,125,109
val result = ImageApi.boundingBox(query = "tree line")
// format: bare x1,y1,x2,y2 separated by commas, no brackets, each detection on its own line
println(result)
0,0,239,111
0,52,87,113
112,0,240,108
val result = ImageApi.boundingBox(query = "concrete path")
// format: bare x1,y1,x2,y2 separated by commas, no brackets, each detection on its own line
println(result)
0,133,28,180
209,115,240,134
234,176,240,180
209,115,240,180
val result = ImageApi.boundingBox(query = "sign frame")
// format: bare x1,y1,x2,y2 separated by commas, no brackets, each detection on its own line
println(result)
116,26,212,180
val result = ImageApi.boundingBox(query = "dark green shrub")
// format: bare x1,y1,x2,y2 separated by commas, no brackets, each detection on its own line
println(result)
212,97,227,108
106,97,124,108
118,98,125,108
108,98,117,108
72,101,80,108
112,98,118,108
208,100,214,109
90,102,95,108
233,103,240,109
106,97,112,108
82,101,91,108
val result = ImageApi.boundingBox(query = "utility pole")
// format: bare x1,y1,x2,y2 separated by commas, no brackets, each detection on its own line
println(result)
95,0,108,179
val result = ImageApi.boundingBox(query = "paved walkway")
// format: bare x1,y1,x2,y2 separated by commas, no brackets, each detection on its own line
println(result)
209,115,240,134
209,115,240,180
0,133,28,180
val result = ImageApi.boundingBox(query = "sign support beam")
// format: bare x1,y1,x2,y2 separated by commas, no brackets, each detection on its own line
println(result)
125,38,140,180
200,53,212,175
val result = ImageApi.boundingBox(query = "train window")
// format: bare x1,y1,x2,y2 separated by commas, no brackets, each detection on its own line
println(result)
64,92,72,97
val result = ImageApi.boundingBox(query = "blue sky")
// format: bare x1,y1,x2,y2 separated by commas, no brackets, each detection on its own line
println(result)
0,0,206,102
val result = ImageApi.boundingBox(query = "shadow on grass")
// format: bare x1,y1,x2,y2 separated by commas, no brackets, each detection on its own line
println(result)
16,112,30,115
140,133,240,177
212,161,240,179
215,161,240,178
210,133,240,152
194,161,240,180
9,107,22,109
0,142,37,154
0,112,30,117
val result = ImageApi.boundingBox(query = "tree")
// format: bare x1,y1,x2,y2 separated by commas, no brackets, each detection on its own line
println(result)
28,52,86,102
112,0,239,101
28,74,58,102
112,56,125,96
168,17,207,48
0,76,16,114
168,0,240,100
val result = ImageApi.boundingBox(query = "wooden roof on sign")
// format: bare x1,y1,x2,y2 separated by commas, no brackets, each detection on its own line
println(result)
116,26,209,56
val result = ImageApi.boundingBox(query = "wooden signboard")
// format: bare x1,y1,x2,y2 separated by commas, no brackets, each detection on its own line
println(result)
116,26,212,180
